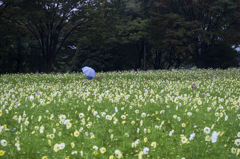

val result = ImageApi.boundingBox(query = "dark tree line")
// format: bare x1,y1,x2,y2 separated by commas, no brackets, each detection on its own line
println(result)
0,0,240,74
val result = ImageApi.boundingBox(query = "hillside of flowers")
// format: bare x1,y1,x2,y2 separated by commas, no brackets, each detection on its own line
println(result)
0,68,240,159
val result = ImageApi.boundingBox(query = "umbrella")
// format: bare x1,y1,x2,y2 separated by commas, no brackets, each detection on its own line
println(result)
82,66,96,78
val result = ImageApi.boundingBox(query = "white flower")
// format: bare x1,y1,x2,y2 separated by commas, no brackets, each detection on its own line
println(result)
225,115,228,121
189,132,195,141
59,143,65,150
114,150,123,158
169,129,174,136
135,110,139,114
106,115,112,120
15,142,20,147
93,145,98,151
40,125,44,133
151,142,157,148
137,128,140,133
144,128,147,133
64,119,70,125
141,113,146,117
187,112,192,116
207,107,211,111
115,107,118,112
59,114,66,121
234,139,240,146
211,131,218,143
50,114,54,120
101,112,106,117
79,113,84,118
150,99,155,103
237,132,240,137
1,139,7,146
29,95,34,101
181,136,188,144
231,147,236,154
143,147,149,154
93,111,98,116
177,117,181,121
203,127,211,134
66,122,72,129
121,115,126,119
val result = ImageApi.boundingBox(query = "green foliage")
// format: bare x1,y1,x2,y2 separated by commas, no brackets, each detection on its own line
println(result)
147,0,240,68
1,69,240,158
207,43,240,69
1,0,240,73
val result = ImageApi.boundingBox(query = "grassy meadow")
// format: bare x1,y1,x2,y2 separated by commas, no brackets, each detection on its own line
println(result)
0,68,240,159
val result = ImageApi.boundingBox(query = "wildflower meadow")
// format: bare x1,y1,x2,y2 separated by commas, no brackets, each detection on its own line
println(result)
0,68,240,159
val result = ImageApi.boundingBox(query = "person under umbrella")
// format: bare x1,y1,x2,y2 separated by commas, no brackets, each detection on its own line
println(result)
82,66,96,80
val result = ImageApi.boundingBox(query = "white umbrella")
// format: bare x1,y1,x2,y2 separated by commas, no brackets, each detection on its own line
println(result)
82,66,96,78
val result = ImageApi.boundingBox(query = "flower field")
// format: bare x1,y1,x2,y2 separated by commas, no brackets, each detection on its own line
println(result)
0,69,240,159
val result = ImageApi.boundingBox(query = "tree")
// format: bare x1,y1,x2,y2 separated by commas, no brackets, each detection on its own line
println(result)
148,0,240,68
14,0,106,72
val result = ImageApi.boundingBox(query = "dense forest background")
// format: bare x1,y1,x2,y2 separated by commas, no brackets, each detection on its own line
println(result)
0,0,240,73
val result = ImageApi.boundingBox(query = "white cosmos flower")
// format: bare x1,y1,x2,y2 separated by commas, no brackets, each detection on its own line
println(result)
189,132,195,141
169,129,174,136
50,114,54,120
121,115,126,119
141,113,146,117
187,112,192,116
211,131,218,143
59,143,65,150
143,147,149,154
64,119,70,125
203,127,211,134
93,111,98,116
234,139,240,146
237,132,240,137
59,114,66,121
137,128,140,133
225,115,228,121
29,95,34,101
66,122,72,129
115,107,118,112
93,145,98,151
150,99,155,103
40,125,44,133
1,139,7,146
144,128,147,133
160,110,165,114
101,112,106,117
79,113,84,118
177,117,181,121
106,115,112,120
114,149,123,158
